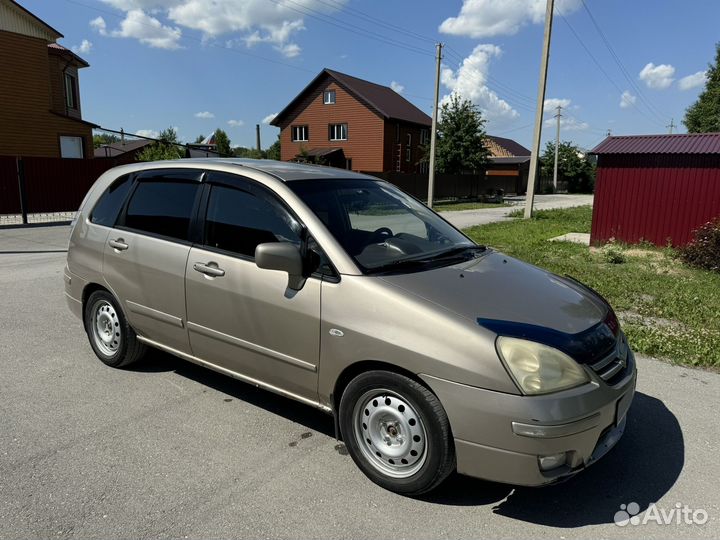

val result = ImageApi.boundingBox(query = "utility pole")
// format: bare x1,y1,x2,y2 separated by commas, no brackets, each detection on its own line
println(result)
667,118,676,134
256,124,261,152
524,0,554,219
427,42,443,209
553,104,562,192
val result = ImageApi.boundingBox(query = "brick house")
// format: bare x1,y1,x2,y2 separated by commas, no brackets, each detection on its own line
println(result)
271,69,431,173
0,0,96,158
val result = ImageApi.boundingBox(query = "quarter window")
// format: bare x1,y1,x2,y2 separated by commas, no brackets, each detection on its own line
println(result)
124,181,199,241
324,90,336,104
291,125,309,142
91,174,133,226
204,184,301,258
329,123,348,141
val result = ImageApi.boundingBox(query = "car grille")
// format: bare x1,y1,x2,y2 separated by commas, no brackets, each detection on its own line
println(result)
590,333,630,385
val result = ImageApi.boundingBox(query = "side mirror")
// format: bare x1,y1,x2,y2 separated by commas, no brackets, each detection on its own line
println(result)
255,242,305,290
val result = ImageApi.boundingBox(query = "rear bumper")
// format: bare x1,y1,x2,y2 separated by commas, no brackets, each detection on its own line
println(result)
64,265,83,320
421,350,636,486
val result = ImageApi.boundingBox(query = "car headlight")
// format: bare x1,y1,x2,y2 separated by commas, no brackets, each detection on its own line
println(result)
496,336,589,395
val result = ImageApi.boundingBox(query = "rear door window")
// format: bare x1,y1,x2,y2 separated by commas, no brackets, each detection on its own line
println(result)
124,180,200,241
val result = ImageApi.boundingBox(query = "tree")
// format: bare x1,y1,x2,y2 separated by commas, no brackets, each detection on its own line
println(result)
137,127,184,161
540,141,595,193
266,136,281,161
193,134,205,144
684,42,720,133
93,133,119,148
431,94,490,174
233,146,264,159
213,128,231,157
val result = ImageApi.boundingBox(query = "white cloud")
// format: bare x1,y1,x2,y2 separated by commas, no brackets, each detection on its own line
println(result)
262,113,278,124
439,0,581,38
71,39,93,54
639,62,675,89
619,90,636,108
194,111,215,119
678,70,708,91
543,116,589,131
227,119,244,127
135,129,159,139
90,16,107,35
543,98,571,113
91,10,182,49
440,44,518,120
390,81,404,94
97,0,346,56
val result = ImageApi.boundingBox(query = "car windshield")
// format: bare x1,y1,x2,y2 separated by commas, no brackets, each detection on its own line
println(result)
289,179,482,273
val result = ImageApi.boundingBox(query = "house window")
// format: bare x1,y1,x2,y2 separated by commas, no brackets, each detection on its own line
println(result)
324,90,336,104
345,158,352,170
406,133,412,162
59,136,83,158
329,123,348,141
64,73,78,110
421,128,430,145
291,125,309,142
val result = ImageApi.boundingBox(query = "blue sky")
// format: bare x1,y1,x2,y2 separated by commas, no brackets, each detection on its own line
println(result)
24,0,719,151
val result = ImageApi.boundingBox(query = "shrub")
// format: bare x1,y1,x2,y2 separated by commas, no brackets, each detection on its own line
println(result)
601,239,626,264
679,219,720,272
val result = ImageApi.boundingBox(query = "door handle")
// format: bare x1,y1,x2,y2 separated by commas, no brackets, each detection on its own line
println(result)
109,238,129,251
193,262,225,277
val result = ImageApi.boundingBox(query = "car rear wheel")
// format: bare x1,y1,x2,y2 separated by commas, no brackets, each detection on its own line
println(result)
84,290,146,368
339,370,455,495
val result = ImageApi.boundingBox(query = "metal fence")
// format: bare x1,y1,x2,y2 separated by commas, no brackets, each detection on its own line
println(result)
0,156,124,224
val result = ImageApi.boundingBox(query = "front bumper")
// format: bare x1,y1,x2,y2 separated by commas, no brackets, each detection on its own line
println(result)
421,349,637,486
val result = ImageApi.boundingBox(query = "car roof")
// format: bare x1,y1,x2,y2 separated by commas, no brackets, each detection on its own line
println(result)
146,158,379,182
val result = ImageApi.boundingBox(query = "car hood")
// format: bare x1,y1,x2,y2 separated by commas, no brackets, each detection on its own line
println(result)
379,250,608,335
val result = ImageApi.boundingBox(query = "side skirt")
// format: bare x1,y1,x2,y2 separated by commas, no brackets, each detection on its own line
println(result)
136,335,332,414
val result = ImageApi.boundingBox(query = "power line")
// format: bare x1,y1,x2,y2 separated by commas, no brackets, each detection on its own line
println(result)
555,5,665,128
266,0,434,58
579,0,666,123
312,0,437,46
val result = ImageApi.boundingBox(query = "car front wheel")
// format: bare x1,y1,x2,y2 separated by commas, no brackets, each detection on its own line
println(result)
339,370,455,495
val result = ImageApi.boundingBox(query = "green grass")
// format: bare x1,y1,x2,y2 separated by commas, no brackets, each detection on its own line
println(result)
434,200,510,212
463,206,720,368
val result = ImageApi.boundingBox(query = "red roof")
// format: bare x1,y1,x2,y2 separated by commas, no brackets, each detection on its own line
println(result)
48,42,89,68
591,133,720,155
272,68,431,127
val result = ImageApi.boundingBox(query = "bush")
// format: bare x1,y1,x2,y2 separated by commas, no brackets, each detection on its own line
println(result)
601,240,626,264
679,219,720,272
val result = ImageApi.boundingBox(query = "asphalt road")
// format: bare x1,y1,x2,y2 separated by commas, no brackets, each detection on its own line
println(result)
441,194,594,229
0,223,718,539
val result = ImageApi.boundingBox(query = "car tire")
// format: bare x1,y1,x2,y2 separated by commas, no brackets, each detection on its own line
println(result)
84,290,146,368
339,370,455,495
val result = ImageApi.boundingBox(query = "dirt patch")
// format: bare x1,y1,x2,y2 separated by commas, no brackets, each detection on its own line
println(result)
617,310,686,331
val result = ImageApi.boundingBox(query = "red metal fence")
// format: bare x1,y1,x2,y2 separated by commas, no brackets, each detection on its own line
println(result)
0,156,123,221
591,154,720,246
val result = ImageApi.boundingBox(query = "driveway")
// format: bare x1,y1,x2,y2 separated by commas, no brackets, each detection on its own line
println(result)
442,194,594,229
1,225,717,539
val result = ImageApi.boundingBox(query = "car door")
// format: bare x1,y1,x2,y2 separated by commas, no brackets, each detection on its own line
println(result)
184,172,321,403
103,169,202,354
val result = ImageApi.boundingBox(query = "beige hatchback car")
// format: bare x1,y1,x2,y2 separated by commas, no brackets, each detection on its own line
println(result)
65,159,636,495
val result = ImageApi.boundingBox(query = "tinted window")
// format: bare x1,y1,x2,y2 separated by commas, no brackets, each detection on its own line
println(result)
204,185,300,257
90,174,132,226
124,181,199,241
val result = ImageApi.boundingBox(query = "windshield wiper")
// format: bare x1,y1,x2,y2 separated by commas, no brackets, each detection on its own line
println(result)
367,244,486,274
